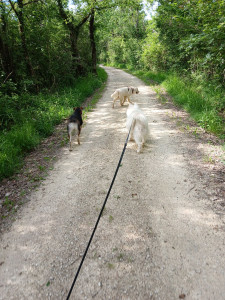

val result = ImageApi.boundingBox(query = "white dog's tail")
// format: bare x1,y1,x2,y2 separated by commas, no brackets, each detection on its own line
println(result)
111,90,119,99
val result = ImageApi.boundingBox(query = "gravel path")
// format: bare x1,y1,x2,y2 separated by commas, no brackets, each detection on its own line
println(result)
0,66,225,300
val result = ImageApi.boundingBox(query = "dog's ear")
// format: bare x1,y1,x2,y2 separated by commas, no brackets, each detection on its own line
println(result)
80,107,83,110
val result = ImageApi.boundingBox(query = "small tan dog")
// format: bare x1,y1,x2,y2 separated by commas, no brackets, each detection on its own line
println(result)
111,86,139,108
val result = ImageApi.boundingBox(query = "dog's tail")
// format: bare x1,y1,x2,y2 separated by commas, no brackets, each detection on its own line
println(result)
127,115,136,132
111,90,119,99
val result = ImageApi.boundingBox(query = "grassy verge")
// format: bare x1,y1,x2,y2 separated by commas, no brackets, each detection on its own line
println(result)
0,67,107,180
120,66,224,140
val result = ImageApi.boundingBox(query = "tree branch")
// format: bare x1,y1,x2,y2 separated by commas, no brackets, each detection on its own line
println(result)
77,13,91,29
23,0,43,6
3,71,13,84
8,0,19,18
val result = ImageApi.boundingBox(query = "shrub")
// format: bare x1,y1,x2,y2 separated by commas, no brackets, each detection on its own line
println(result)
0,67,107,180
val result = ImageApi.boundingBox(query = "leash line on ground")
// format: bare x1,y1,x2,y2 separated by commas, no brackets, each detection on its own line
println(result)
66,122,133,300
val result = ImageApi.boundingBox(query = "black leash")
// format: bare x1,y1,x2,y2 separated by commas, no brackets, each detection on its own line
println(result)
66,124,133,300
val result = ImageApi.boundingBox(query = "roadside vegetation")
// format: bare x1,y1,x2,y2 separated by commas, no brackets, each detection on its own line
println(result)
0,68,107,180
126,69,225,138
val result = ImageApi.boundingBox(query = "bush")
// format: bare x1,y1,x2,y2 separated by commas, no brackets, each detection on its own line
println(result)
0,139,21,179
8,123,40,152
0,67,107,180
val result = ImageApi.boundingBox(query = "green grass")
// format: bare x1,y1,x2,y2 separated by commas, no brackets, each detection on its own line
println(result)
162,75,225,137
125,67,225,139
0,67,107,180
132,69,167,85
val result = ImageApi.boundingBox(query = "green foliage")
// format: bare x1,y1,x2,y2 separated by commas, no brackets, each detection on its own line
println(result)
153,0,225,83
134,69,167,84
140,21,169,71
108,1,224,140
96,2,147,69
131,68,224,138
0,0,96,91
0,68,107,180
0,122,40,178
7,123,40,152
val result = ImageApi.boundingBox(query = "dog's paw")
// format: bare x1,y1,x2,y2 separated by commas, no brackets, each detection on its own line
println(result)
137,145,142,153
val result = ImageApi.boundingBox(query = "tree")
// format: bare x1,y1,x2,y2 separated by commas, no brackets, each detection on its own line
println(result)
96,0,147,68
9,0,36,80
0,0,13,79
153,0,225,82
57,0,91,75
89,7,97,74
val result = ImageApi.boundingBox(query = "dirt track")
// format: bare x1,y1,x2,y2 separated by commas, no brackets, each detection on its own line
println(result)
0,66,225,299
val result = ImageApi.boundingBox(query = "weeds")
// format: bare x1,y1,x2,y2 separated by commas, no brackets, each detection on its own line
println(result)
203,155,215,164
153,86,168,103
107,263,115,269
119,65,224,139
109,215,114,223
117,253,125,261
163,74,224,137
38,165,46,172
0,67,107,180
3,197,15,210
20,191,26,196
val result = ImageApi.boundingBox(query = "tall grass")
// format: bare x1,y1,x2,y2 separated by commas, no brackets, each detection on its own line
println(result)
0,67,107,180
128,68,225,139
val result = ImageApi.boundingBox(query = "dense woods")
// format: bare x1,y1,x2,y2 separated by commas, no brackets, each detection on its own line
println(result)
0,0,224,179
144,0,225,82
1,0,225,91
1,0,224,105
97,0,225,84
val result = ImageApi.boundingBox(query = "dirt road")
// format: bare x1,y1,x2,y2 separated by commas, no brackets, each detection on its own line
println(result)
0,66,225,299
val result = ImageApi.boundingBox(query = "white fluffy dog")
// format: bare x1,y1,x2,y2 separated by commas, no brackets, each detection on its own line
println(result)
111,86,139,108
126,103,149,153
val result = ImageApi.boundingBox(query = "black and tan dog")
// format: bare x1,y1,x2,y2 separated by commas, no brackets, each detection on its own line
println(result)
67,107,83,151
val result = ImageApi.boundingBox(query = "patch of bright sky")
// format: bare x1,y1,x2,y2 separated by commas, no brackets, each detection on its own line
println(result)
68,1,85,12
143,1,158,20
68,1,158,20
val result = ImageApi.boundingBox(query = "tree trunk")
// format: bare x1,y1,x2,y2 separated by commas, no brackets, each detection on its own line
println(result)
89,9,97,74
16,0,35,79
57,0,90,76
9,0,36,87
0,1,14,78
70,29,84,75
